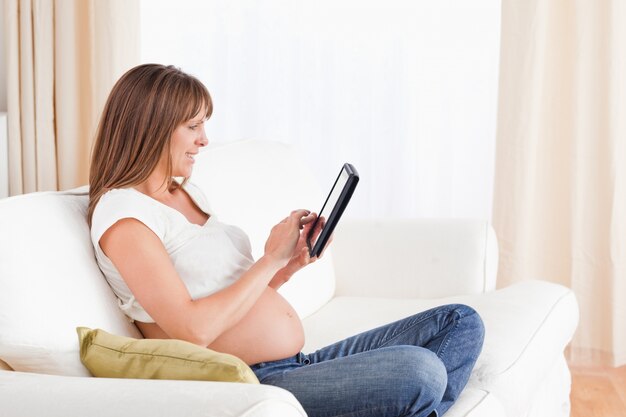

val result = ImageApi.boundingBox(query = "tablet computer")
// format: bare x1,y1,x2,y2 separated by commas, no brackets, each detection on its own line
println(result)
307,163,359,258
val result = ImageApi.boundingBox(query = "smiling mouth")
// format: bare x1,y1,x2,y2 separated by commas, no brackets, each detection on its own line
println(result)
185,152,196,162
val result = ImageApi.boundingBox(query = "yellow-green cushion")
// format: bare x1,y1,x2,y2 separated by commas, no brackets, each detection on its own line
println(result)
77,327,259,384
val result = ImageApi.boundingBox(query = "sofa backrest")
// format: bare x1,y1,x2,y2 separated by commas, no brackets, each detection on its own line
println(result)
0,140,335,376
0,187,142,376
191,140,336,319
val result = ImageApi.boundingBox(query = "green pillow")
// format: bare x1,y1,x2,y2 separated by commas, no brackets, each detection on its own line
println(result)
76,327,259,384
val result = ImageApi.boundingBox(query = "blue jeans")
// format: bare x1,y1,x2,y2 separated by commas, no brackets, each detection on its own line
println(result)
251,304,484,417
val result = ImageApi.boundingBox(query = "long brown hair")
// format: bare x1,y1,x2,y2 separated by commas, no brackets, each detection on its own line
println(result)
88,64,212,226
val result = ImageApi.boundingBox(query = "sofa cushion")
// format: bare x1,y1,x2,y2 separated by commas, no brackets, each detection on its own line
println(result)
443,387,506,417
0,187,142,376
0,369,306,417
301,280,578,417
77,327,258,383
191,140,336,319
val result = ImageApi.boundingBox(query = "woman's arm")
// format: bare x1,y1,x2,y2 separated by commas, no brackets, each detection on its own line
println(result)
99,210,310,346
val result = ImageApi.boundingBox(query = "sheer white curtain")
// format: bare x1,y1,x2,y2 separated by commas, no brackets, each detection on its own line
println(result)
494,0,626,367
140,1,500,220
4,0,139,194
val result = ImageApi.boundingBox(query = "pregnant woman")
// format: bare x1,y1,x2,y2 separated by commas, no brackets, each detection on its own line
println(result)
88,63,484,417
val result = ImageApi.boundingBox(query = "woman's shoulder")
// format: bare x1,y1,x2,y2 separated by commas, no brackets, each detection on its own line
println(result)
91,187,166,241
96,187,152,212
98,187,138,201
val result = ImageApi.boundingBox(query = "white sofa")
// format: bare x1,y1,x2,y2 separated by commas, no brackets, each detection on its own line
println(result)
0,140,579,417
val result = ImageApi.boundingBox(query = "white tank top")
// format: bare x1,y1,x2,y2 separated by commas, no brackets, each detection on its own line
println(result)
90,182,254,323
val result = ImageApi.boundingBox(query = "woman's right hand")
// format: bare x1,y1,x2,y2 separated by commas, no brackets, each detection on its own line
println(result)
264,209,313,266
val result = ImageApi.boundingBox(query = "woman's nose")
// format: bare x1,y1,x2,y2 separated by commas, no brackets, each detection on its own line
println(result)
198,132,209,147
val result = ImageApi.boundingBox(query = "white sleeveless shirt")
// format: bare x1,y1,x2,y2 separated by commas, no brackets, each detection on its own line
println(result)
90,182,254,323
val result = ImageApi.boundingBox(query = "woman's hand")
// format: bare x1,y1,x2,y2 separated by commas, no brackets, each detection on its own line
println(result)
289,213,324,269
264,209,313,266
269,213,333,289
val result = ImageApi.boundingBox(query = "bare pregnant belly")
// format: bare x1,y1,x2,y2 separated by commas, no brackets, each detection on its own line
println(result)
137,287,304,365
209,288,305,364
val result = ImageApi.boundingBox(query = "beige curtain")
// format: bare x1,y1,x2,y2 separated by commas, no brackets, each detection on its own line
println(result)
494,0,626,367
4,0,139,194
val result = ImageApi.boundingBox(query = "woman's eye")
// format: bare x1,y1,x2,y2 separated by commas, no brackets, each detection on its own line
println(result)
189,125,197,130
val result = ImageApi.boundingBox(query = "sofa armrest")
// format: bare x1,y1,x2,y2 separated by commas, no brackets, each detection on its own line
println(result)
330,219,498,299
0,370,305,417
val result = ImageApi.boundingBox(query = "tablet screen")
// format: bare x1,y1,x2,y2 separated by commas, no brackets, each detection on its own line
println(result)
307,163,359,257
318,169,350,227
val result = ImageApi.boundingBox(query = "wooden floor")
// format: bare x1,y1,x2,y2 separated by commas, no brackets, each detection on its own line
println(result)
570,365,626,417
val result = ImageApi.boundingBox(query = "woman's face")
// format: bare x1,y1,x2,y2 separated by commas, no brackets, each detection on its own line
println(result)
168,110,208,178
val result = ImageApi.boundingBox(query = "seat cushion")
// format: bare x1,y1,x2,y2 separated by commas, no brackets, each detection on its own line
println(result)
443,388,506,417
0,369,306,417
302,280,578,417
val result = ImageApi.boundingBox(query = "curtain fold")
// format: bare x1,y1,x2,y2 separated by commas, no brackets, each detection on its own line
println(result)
4,0,139,195
494,0,626,367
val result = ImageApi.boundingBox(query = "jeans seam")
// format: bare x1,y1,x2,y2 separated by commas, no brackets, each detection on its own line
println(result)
435,314,461,359
317,404,428,417
377,307,459,350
